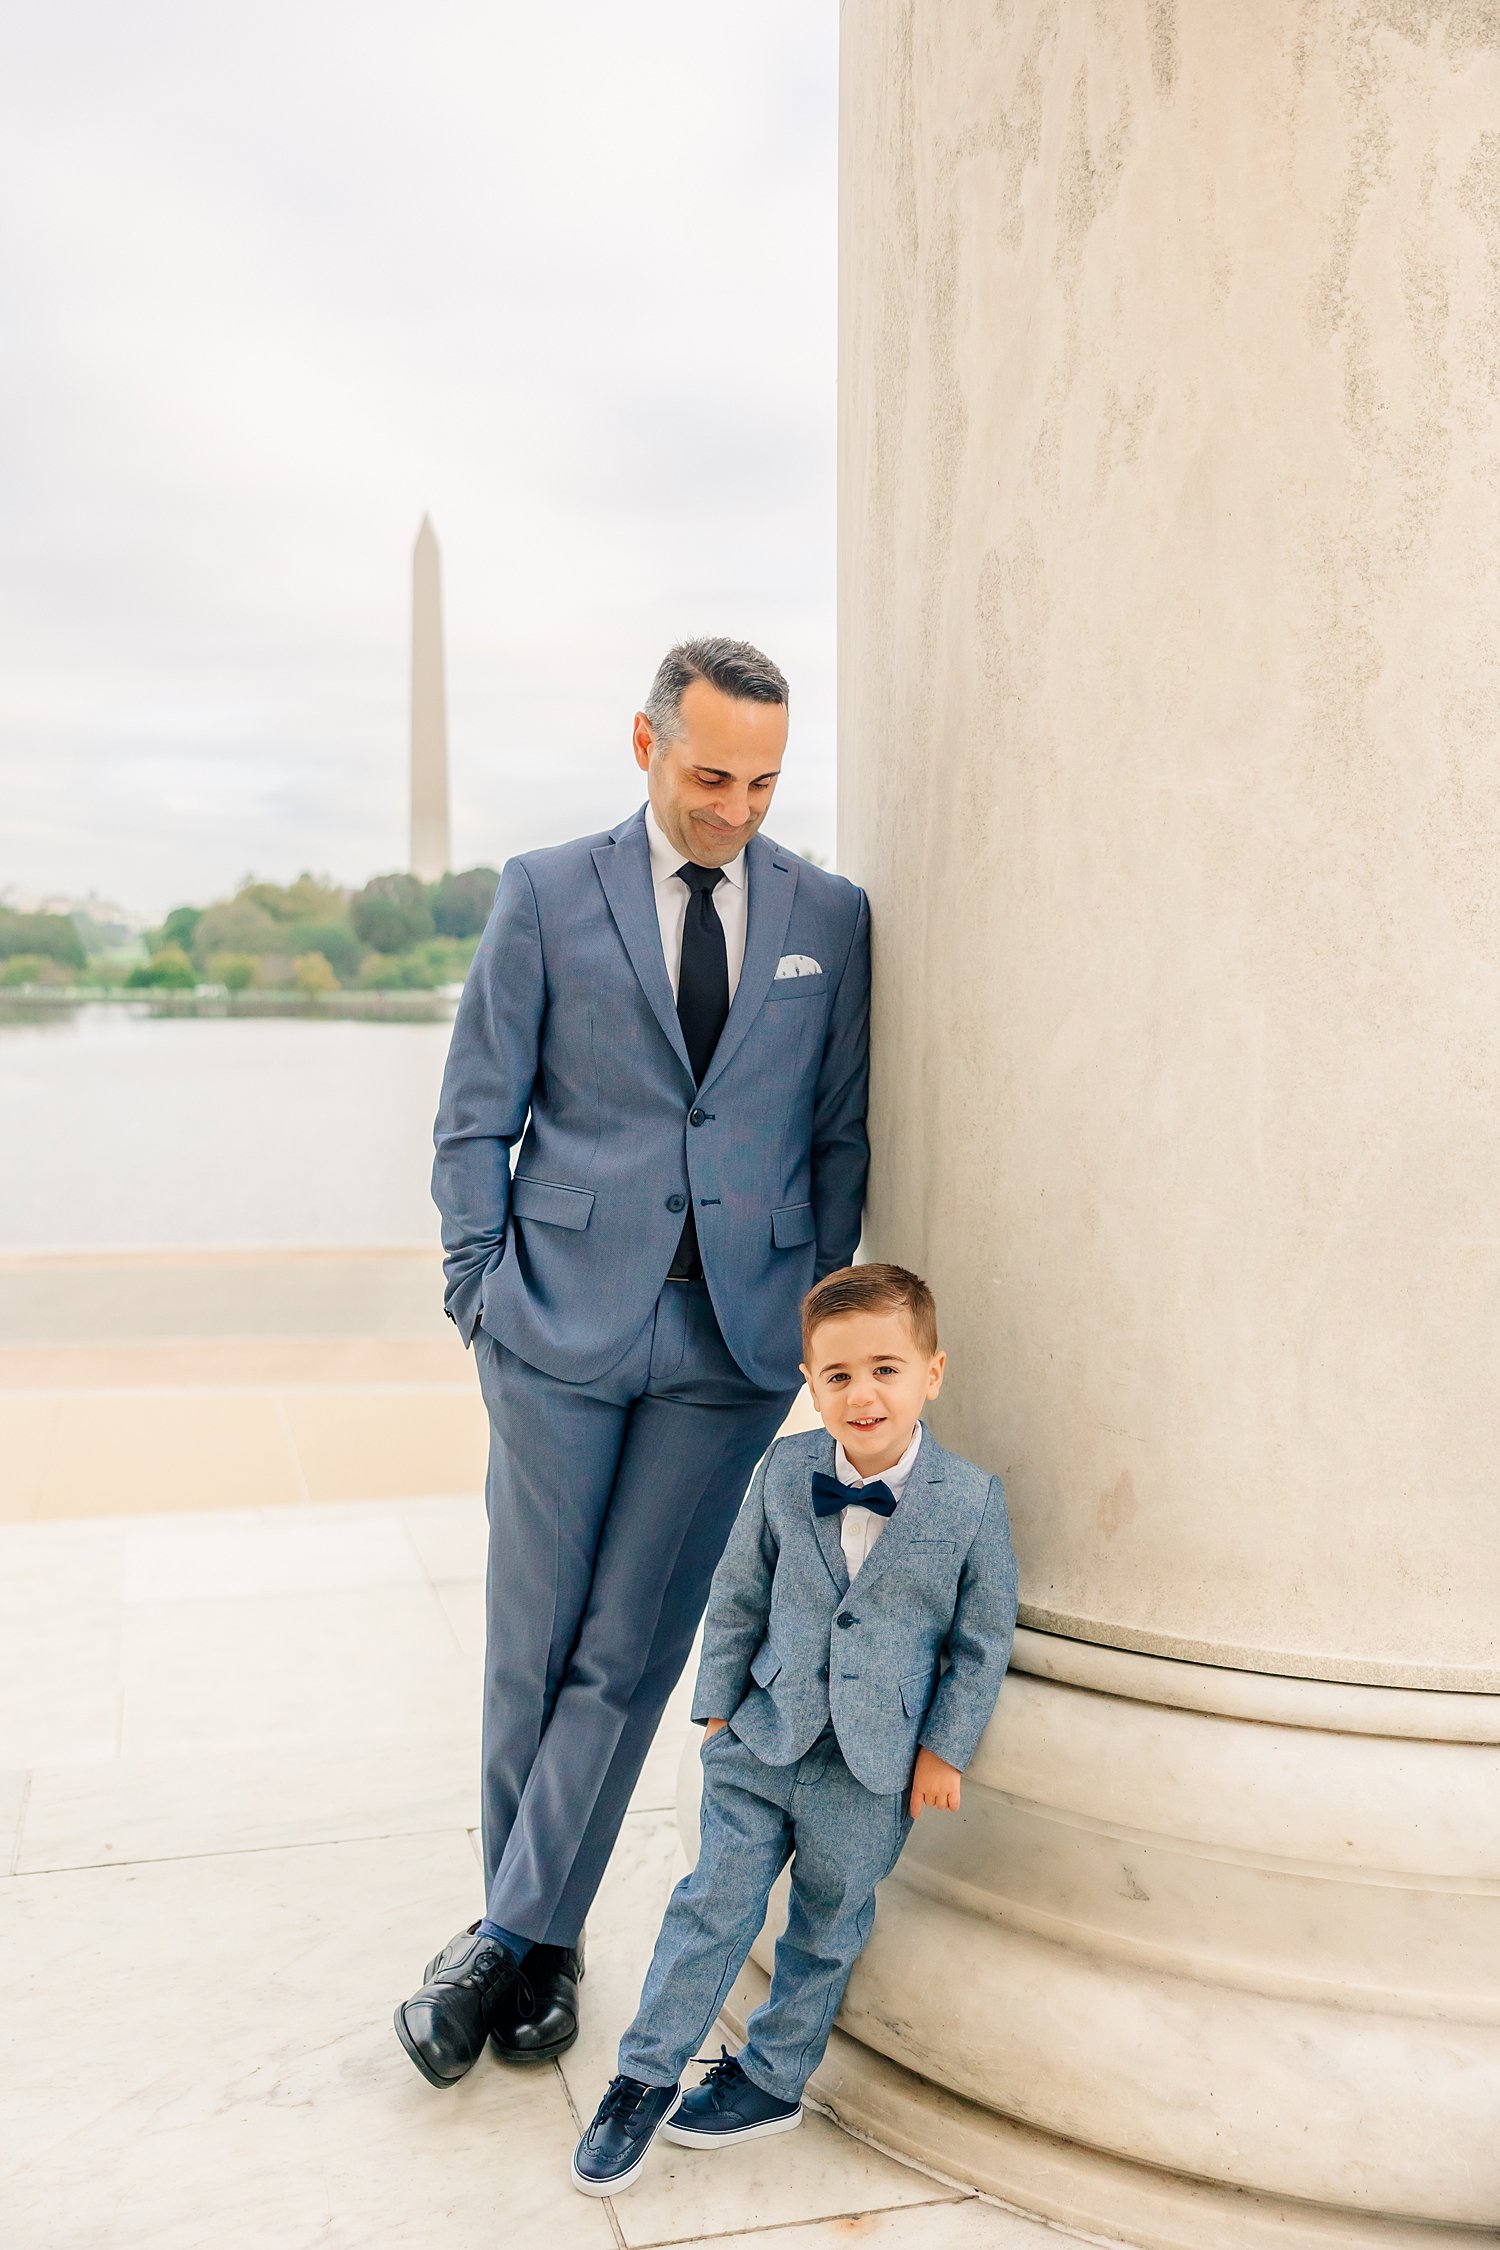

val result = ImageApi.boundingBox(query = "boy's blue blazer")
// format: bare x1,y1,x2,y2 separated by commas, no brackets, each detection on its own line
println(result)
691,1426,1018,1795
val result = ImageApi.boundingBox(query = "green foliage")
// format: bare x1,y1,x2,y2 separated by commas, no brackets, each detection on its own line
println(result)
126,945,197,990
65,863,492,1003
356,952,407,990
411,936,479,983
76,954,135,989
193,898,281,962
293,950,340,995
0,909,87,969
238,873,346,924
429,866,499,938
206,952,257,992
351,872,435,954
152,905,203,954
0,953,70,987
282,919,364,982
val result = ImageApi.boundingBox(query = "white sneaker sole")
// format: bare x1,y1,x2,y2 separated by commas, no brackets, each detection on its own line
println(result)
661,2106,802,2148
570,2089,682,2197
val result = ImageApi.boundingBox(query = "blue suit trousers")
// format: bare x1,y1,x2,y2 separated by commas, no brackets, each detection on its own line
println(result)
477,1280,793,1947
617,1725,912,2104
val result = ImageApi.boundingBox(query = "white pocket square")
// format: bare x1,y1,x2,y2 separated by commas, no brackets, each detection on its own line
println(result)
774,954,823,980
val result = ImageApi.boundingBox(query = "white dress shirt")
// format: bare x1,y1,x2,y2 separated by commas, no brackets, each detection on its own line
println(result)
645,803,748,1001
833,1423,925,1581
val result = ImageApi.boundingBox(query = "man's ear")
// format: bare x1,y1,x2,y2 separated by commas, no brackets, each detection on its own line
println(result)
632,712,654,772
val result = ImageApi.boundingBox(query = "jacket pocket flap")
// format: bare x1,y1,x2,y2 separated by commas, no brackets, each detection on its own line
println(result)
749,1642,783,1688
511,1177,595,1231
899,1669,933,1719
771,1203,817,1249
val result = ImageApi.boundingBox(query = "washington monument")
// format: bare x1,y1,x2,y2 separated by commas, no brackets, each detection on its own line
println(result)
410,515,450,882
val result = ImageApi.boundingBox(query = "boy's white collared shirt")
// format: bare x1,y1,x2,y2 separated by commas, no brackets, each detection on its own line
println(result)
833,1423,924,1580
644,803,748,1001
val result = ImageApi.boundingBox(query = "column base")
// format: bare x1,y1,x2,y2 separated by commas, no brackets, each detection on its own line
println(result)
723,1965,1488,2250
678,1630,1500,2236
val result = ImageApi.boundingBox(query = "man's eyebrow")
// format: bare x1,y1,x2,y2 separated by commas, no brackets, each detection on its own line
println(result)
689,764,783,784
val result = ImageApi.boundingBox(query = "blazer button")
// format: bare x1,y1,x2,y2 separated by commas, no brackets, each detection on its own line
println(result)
689,1108,706,1127
666,1193,687,1213
836,1613,857,1630
817,1662,829,1680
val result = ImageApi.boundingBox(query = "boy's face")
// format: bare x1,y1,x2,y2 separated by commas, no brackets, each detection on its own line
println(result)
800,1307,946,1477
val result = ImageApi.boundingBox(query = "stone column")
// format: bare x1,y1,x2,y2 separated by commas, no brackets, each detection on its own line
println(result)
718,5,1500,2241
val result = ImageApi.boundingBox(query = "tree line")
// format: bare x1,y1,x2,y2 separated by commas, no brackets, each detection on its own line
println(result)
0,868,499,994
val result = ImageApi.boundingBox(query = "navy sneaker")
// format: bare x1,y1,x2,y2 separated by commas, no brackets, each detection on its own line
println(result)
571,2075,681,2196
662,2048,803,2146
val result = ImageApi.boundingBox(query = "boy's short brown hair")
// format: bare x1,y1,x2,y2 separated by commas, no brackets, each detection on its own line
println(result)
801,1263,939,1359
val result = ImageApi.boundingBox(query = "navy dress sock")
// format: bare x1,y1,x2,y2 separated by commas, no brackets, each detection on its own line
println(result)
477,1917,531,1959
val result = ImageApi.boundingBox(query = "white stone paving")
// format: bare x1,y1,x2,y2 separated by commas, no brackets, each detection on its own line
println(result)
0,1494,1080,2250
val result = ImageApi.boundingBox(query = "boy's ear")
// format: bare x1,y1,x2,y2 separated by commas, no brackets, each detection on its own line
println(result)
926,1349,947,1398
798,1362,811,1389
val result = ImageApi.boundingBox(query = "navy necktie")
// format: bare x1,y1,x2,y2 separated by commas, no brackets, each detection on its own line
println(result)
668,862,729,1279
811,1469,898,1519
674,862,728,1083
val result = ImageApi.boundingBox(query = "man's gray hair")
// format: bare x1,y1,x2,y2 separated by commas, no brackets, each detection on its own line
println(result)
643,637,789,751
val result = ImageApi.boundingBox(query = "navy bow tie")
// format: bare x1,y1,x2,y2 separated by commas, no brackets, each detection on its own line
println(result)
811,1469,898,1519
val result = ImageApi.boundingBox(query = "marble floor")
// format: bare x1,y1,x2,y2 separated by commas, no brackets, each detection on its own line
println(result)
0,1490,1089,2250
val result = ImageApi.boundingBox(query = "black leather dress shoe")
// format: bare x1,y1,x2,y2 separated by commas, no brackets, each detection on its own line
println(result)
394,1926,522,2087
490,1939,584,2062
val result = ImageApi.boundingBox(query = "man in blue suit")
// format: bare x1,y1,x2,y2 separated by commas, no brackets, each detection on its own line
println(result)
395,638,870,2086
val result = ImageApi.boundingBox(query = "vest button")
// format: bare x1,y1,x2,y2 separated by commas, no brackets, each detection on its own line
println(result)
689,1108,706,1127
836,1613,856,1630
666,1193,687,1213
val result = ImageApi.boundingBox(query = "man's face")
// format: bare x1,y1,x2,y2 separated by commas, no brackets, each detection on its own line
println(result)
633,678,787,867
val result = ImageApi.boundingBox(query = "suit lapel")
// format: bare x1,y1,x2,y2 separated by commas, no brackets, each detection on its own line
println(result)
804,1431,850,1594
699,834,797,1096
841,1429,948,1601
591,810,694,1082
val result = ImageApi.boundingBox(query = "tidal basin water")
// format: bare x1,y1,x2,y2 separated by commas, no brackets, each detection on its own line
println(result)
0,1003,458,1250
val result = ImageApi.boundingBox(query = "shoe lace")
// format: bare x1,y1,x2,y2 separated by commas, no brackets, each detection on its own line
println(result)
597,2075,652,2124
471,1940,529,2012
694,2045,745,2092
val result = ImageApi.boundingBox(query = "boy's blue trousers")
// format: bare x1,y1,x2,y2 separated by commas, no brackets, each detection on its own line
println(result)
617,1722,913,2104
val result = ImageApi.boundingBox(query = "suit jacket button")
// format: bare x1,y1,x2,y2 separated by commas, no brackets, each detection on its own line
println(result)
836,1613,856,1630
818,1663,829,1680
666,1193,687,1213
689,1108,706,1127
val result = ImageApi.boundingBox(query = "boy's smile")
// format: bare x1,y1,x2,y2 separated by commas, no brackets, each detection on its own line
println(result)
801,1306,946,1479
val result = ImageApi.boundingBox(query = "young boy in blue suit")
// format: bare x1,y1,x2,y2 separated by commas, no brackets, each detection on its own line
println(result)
572,1263,1018,2196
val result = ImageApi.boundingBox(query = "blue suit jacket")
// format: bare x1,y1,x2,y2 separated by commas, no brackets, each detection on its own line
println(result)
691,1427,1018,1795
431,806,871,1393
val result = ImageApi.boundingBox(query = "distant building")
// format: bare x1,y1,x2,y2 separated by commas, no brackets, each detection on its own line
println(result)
410,516,450,882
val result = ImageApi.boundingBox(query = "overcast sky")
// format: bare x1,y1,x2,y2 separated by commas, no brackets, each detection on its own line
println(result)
0,3,837,917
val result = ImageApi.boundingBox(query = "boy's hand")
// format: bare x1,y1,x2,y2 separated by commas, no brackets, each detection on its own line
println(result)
703,1718,728,1739
909,1746,961,1819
